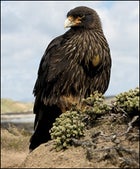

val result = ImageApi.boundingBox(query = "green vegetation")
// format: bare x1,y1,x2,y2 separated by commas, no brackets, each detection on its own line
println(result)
50,110,85,151
82,91,111,121
1,88,139,151
50,87,139,151
113,87,139,115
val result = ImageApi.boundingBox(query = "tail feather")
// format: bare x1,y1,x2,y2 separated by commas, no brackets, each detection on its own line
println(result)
29,105,62,151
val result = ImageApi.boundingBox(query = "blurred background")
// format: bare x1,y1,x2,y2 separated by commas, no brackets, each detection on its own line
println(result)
1,1,139,102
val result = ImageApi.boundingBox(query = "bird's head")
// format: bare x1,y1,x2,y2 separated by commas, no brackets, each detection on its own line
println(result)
64,6,102,30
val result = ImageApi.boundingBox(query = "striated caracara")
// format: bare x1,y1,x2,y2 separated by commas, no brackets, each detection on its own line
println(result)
29,6,112,151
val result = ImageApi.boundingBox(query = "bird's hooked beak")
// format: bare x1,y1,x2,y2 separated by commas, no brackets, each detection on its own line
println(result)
64,16,82,28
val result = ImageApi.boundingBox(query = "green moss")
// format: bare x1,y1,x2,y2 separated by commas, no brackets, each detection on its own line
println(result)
82,91,111,120
113,87,139,115
50,88,139,151
50,110,85,151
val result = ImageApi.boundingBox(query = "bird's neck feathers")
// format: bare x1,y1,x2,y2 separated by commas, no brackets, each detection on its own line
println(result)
66,25,104,36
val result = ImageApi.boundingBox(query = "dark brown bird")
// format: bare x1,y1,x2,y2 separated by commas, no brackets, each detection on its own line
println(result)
29,6,111,151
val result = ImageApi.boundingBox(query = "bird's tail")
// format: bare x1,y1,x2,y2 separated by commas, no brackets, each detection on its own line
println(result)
29,104,62,151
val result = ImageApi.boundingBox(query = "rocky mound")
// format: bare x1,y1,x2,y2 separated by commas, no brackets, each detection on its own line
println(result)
21,111,139,168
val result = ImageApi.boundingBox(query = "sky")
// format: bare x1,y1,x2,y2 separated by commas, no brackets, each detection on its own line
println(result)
1,1,139,102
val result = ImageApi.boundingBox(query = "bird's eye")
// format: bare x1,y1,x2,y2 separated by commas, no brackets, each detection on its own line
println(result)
72,14,85,19
72,14,79,18
78,14,83,17
79,14,85,18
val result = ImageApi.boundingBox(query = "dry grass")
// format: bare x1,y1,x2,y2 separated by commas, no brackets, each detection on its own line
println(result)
1,98,33,113
1,125,30,151
1,125,31,168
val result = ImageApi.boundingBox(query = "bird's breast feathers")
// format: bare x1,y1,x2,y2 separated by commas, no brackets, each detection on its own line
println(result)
63,31,102,63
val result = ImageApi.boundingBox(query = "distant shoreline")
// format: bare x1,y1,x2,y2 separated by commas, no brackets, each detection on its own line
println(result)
1,111,33,115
